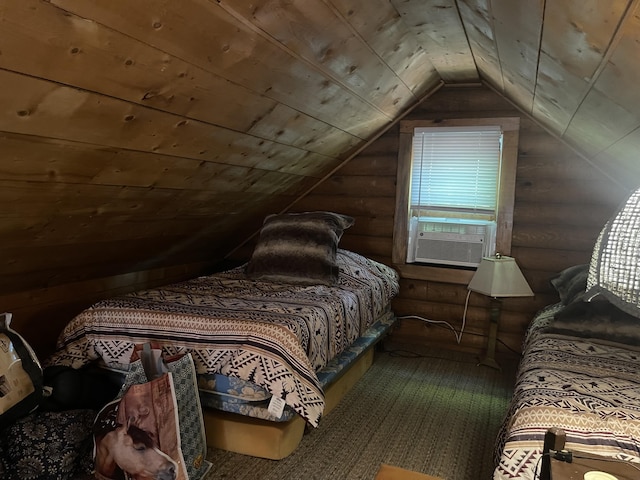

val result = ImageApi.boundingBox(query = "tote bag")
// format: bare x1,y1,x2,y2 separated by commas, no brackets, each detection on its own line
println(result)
94,347,211,480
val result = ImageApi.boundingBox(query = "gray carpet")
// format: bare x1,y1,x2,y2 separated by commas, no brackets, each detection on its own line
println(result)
205,344,516,480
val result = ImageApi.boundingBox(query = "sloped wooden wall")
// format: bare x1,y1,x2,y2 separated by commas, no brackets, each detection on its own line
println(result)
295,85,628,356
0,0,439,358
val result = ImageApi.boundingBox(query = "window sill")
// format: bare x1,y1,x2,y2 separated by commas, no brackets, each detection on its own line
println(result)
394,263,475,285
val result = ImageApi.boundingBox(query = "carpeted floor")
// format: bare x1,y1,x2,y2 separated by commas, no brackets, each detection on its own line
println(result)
204,343,517,480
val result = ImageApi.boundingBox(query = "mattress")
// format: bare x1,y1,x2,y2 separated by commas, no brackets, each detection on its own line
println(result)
46,250,399,427
197,308,396,422
493,304,640,479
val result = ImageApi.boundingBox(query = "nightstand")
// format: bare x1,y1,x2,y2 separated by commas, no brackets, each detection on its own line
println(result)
541,428,640,480
550,450,639,480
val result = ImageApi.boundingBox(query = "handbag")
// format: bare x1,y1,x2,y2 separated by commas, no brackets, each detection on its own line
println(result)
0,312,43,431
94,344,211,480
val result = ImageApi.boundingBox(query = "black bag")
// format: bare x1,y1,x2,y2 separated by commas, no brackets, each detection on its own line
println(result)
41,364,123,412
0,312,44,431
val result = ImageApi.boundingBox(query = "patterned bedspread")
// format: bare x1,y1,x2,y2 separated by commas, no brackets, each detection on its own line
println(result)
493,304,640,479
46,250,399,427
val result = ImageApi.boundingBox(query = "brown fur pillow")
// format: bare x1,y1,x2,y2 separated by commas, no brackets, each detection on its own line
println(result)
246,211,354,285
546,298,640,346
550,264,588,305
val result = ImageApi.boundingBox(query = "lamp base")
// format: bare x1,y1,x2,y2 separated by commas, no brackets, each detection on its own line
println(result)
477,355,501,371
477,297,502,372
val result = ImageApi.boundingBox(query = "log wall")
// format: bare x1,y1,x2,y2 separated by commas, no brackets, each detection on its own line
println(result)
295,85,628,357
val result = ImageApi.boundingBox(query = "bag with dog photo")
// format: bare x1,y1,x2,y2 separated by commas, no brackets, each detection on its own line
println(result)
93,344,211,480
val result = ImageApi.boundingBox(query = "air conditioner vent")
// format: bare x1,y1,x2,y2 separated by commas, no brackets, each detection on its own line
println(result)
407,218,496,267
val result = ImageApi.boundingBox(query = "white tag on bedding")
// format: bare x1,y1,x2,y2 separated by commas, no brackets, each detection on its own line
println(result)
268,395,286,418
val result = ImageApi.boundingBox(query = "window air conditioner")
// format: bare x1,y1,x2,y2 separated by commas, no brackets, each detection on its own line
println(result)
407,218,496,267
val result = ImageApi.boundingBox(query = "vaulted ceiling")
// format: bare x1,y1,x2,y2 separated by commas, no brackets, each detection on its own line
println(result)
394,0,640,189
9,0,636,187
2,0,640,293
419,0,640,188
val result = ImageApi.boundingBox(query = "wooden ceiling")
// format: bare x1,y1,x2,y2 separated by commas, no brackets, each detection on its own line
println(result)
394,0,640,188
2,0,640,293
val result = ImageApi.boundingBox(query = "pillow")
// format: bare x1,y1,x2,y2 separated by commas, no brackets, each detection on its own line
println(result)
545,297,640,346
245,211,355,285
550,264,588,305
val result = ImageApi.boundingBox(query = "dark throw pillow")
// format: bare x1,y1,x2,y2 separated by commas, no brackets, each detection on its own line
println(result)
545,298,640,346
550,264,589,306
246,211,355,286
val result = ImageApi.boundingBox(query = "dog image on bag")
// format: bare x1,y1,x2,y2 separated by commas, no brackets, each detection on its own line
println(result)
93,386,183,480
93,344,210,480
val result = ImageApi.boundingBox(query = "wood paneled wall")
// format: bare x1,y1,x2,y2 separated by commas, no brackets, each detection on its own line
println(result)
1,0,441,358
3,0,640,366
296,85,628,357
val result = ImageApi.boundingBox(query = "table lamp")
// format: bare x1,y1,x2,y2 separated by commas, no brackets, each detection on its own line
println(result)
468,253,533,370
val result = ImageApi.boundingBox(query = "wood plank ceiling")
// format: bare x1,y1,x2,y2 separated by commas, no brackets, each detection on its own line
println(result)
2,0,640,294
396,0,640,187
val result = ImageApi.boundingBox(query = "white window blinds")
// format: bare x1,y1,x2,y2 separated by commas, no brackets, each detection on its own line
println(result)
410,125,503,214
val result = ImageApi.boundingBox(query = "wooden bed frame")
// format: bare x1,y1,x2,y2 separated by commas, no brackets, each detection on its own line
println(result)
203,339,378,459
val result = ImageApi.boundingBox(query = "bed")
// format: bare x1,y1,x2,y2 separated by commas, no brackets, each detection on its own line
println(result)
45,212,400,459
494,188,640,480
493,300,640,479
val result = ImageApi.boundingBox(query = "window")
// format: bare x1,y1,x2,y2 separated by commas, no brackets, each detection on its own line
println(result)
409,125,502,221
392,118,520,277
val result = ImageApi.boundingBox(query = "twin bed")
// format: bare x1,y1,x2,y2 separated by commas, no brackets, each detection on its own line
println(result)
46,212,400,459
494,188,640,479
493,300,640,479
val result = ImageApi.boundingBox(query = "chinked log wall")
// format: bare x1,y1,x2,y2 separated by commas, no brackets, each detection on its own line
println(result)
294,85,626,357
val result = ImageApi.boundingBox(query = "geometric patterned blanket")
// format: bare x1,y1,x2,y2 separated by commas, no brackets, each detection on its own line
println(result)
493,304,640,479
45,250,399,427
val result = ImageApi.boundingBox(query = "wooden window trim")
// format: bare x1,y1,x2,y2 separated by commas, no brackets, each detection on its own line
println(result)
392,117,520,283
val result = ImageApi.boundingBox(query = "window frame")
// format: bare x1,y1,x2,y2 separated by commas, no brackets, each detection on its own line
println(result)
392,117,520,282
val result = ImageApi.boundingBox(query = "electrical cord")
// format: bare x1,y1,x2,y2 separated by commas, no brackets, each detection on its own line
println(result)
397,289,523,356
398,290,472,345
532,451,572,480
532,452,549,480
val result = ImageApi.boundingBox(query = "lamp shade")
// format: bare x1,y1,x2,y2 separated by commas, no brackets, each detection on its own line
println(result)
586,187,640,317
468,255,534,297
